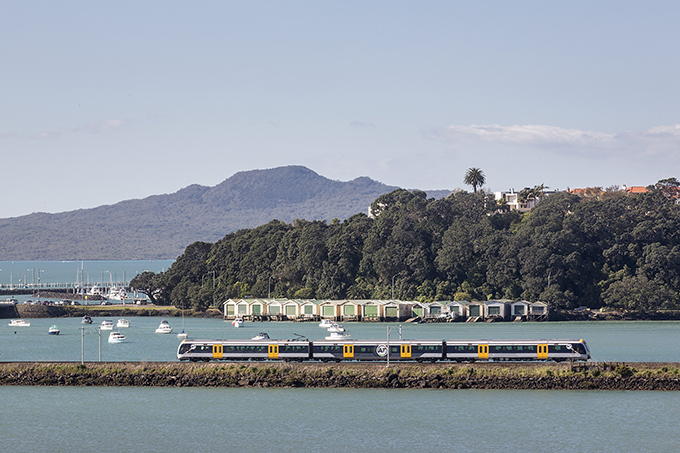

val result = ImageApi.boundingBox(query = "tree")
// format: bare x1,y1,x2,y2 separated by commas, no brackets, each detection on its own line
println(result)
464,168,486,194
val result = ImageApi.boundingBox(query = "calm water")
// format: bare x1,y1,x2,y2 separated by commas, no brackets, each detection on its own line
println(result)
1,386,679,452
2,317,680,362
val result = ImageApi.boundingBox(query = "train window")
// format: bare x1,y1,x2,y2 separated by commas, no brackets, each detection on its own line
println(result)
572,344,586,354
179,344,192,354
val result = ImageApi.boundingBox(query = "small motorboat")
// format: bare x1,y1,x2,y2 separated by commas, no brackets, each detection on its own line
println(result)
319,319,334,328
155,320,173,334
81,315,93,324
48,325,60,335
327,322,346,333
251,332,271,340
232,318,244,327
116,318,130,328
325,331,351,341
100,320,114,330
8,319,30,327
108,331,126,343
176,329,188,340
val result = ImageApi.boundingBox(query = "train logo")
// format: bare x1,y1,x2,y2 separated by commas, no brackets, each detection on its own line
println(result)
375,344,388,357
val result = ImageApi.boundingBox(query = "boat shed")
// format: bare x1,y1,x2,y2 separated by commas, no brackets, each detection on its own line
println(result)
485,300,510,321
339,300,361,321
248,299,267,319
359,300,383,321
530,301,549,320
319,300,341,320
511,300,530,320
447,301,469,318
467,301,485,321
300,300,321,319
223,299,240,319
283,300,302,320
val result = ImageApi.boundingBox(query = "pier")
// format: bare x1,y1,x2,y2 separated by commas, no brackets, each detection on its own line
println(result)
0,281,129,296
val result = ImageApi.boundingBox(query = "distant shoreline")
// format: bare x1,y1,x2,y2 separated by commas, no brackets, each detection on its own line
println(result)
1,361,678,390
2,304,680,323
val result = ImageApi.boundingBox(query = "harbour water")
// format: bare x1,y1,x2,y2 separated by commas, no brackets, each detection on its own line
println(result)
2,316,680,362
2,385,680,452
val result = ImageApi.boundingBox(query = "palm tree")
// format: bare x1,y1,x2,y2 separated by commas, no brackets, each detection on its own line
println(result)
464,168,486,194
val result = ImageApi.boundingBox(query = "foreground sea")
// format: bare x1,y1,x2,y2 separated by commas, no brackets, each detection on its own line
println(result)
3,261,680,452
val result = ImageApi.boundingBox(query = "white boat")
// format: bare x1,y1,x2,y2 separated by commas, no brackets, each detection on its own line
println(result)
87,285,105,296
1,298,18,306
325,331,351,341
155,320,173,334
251,332,271,340
100,320,114,330
232,318,244,327
108,331,126,343
48,325,60,335
319,319,334,328
116,318,130,328
8,319,30,327
108,287,128,301
81,315,93,324
327,322,346,333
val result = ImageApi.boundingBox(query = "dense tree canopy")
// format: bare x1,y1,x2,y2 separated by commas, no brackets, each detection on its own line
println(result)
131,182,680,312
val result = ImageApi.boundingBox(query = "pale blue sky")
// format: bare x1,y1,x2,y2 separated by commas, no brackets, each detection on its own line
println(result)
2,1,679,218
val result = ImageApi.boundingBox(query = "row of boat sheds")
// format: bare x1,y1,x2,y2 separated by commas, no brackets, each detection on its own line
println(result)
222,299,549,323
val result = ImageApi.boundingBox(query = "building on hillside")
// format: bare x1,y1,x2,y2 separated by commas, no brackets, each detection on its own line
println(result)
623,185,648,194
569,187,604,197
494,188,556,212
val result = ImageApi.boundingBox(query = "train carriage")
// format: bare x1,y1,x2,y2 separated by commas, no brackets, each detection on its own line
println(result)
177,339,310,361
297,340,444,361
178,338,590,362
444,339,590,362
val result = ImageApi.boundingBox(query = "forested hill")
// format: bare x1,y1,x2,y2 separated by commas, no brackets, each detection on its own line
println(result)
0,166,450,260
133,185,680,311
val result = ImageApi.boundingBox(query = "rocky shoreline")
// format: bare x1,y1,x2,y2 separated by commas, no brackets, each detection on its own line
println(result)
1,362,679,390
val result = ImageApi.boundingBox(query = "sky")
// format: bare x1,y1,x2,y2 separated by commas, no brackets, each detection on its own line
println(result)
2,1,679,218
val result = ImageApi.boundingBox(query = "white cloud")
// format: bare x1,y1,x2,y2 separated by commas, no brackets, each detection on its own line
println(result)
424,123,680,159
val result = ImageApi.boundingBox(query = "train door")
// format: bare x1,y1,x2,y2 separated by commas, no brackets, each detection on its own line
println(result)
268,344,279,359
212,344,223,359
537,344,548,360
400,344,411,358
478,344,489,360
343,344,354,358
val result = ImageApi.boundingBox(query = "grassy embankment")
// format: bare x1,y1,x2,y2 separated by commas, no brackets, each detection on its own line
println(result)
1,361,679,390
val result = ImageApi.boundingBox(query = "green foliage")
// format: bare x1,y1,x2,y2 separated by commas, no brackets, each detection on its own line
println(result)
148,180,680,312
463,168,486,194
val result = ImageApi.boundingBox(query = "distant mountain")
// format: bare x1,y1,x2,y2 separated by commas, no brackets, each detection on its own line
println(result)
0,166,450,260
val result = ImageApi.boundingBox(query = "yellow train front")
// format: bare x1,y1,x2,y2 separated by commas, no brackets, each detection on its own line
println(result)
177,338,590,362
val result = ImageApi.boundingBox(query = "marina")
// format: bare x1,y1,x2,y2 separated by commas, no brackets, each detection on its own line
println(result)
3,317,680,363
